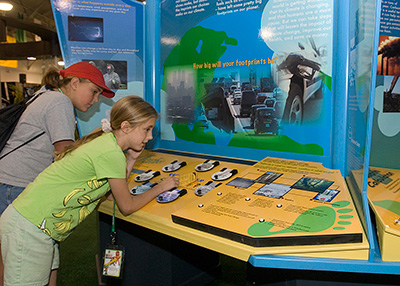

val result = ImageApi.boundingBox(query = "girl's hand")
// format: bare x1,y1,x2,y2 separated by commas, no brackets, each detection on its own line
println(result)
126,148,143,161
125,148,144,179
158,176,179,194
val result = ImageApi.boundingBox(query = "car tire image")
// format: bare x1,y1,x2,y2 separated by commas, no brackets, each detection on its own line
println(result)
283,83,303,124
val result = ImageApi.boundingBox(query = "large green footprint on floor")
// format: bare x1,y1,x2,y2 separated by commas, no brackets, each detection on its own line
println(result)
247,201,354,236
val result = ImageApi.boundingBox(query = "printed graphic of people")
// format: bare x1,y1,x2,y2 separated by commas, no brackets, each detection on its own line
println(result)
103,250,122,276
103,63,121,89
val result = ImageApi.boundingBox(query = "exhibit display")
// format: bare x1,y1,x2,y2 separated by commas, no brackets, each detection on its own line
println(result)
159,0,336,167
365,0,400,263
98,150,369,261
367,167,400,262
172,156,365,248
50,0,400,284
51,0,145,136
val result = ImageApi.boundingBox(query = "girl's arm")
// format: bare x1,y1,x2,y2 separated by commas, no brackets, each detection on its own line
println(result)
108,176,179,215
109,148,179,215
105,149,140,201
125,149,142,179
54,140,74,151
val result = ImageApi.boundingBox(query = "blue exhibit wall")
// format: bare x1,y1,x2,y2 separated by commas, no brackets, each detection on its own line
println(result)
51,0,145,136
51,0,383,178
345,0,381,179
158,0,338,169
143,0,161,150
370,0,400,170
331,0,349,175
345,0,381,260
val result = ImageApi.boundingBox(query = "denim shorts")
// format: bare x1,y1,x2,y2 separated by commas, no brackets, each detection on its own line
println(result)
0,183,25,216
0,205,59,286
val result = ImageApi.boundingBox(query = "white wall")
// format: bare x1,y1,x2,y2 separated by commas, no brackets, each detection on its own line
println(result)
0,58,62,84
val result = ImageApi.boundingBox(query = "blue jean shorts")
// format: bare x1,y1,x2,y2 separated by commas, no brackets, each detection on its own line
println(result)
0,204,59,286
0,183,25,216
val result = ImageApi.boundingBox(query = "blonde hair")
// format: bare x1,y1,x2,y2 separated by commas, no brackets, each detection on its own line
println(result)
54,96,158,160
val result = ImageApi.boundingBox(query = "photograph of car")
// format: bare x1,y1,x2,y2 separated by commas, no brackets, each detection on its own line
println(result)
276,37,326,124
232,89,242,105
241,82,252,91
254,106,279,135
250,104,267,128
256,92,273,104
240,90,257,117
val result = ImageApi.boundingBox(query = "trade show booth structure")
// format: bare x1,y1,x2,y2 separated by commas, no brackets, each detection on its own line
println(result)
51,0,400,284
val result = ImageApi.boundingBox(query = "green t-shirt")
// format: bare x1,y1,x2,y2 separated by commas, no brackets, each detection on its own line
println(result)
13,133,126,241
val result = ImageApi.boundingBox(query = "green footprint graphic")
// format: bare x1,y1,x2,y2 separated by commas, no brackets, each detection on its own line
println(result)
372,200,400,216
247,200,354,236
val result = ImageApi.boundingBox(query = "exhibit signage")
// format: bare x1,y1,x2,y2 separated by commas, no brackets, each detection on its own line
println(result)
370,0,400,169
51,0,144,136
160,0,335,166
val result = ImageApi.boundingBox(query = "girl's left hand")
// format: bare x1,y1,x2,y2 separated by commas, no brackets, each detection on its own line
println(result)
126,148,143,161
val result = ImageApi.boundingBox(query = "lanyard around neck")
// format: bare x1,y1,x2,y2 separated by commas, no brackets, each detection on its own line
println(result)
111,199,116,245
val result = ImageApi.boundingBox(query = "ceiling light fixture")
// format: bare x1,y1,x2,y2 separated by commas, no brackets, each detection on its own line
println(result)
57,61,65,66
0,2,13,11
26,57,37,70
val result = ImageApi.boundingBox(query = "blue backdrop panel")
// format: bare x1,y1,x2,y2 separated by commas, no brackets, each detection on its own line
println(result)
370,0,400,170
51,0,144,136
159,0,335,168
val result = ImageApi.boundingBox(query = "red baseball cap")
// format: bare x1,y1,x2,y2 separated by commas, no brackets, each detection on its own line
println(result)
59,62,115,98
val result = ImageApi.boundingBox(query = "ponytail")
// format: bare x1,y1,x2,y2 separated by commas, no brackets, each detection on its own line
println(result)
53,128,104,161
41,66,80,89
41,66,61,89
53,95,158,161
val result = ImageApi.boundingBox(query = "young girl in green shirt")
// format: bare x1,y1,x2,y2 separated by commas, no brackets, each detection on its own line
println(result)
0,96,179,286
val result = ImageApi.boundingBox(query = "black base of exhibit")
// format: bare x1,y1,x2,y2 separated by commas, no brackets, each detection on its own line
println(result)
246,264,400,286
98,213,220,286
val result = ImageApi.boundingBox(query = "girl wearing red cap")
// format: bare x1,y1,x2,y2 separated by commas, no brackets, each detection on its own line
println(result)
0,96,179,286
0,62,114,285
0,62,115,216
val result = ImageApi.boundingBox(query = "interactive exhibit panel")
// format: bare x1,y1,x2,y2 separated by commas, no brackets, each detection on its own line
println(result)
99,150,369,261
158,0,370,260
172,157,362,247
367,167,400,262
51,0,386,262
365,0,400,262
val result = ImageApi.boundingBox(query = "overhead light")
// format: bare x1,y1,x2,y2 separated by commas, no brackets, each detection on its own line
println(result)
0,2,13,11
26,57,36,70
58,61,65,66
